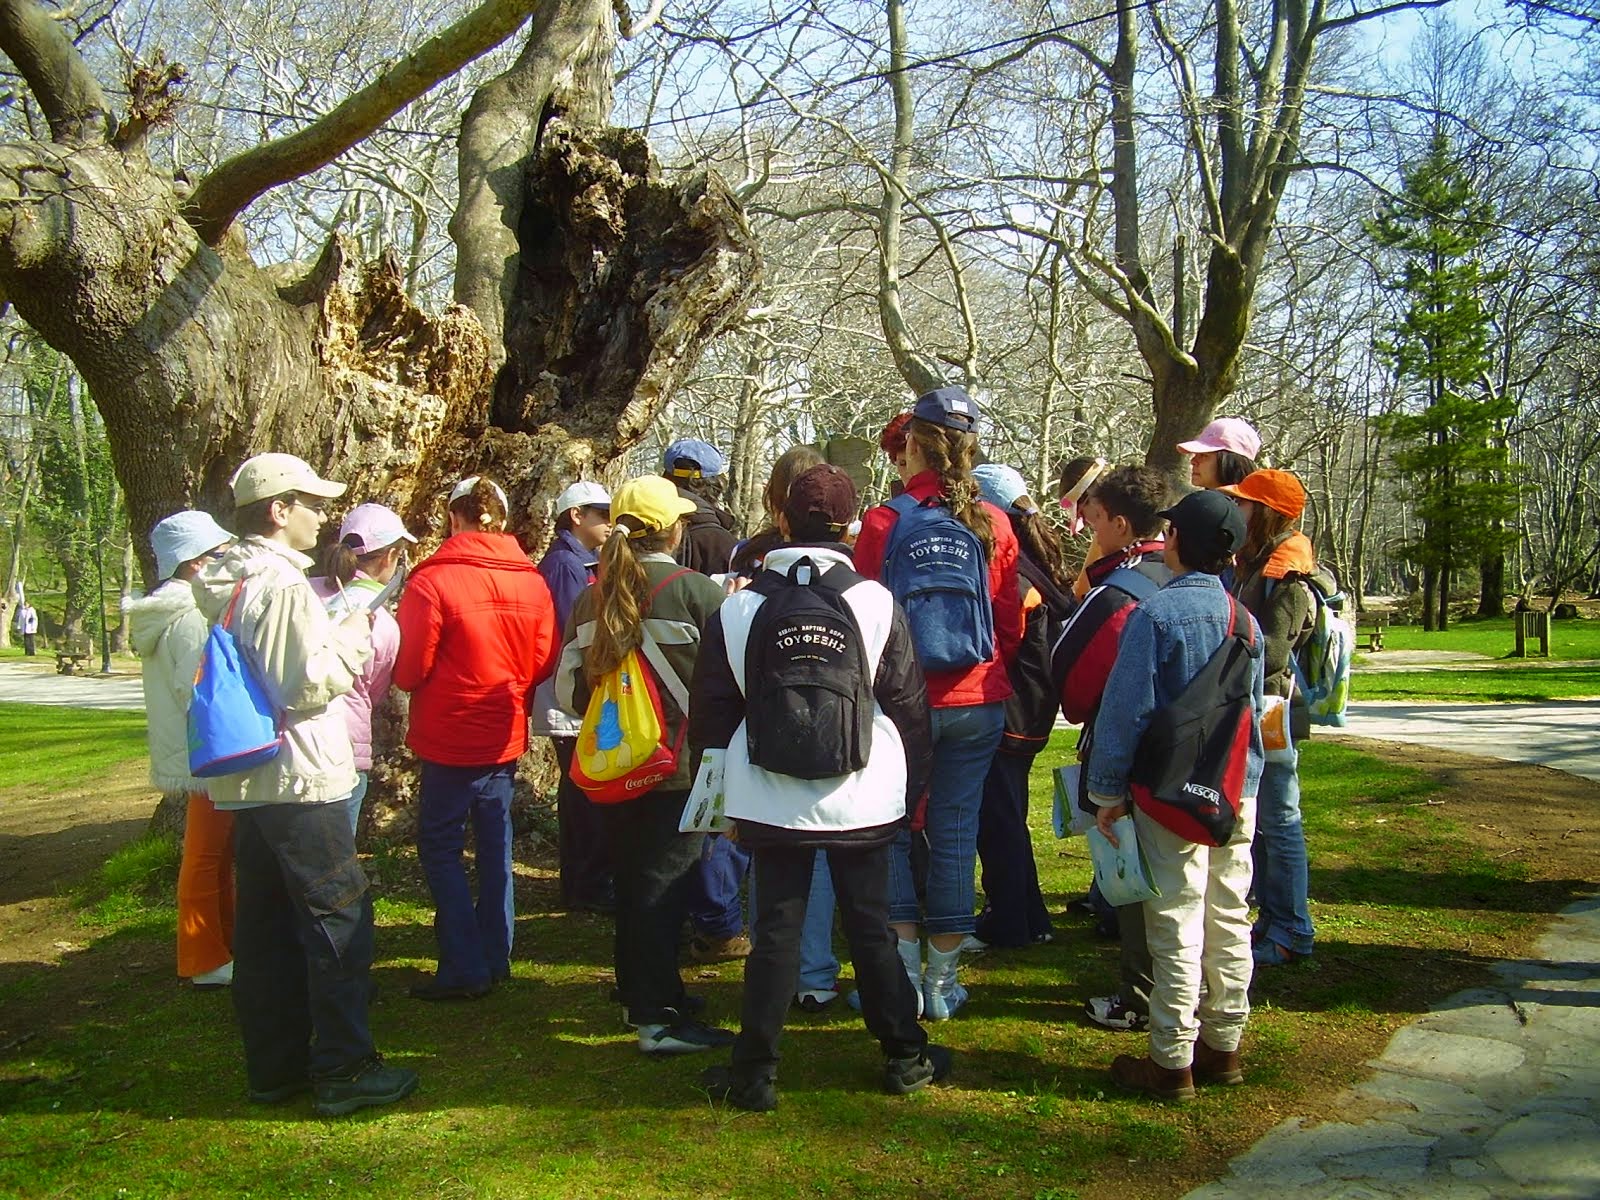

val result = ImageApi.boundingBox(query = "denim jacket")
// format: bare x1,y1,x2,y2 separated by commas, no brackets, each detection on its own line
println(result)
1086,571,1265,802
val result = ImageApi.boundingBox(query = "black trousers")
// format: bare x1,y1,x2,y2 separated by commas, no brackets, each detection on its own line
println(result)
974,751,1053,946
733,841,926,1082
553,739,614,906
600,788,701,1025
231,801,375,1090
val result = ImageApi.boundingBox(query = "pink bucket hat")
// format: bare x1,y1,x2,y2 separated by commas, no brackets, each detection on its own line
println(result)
1177,417,1261,461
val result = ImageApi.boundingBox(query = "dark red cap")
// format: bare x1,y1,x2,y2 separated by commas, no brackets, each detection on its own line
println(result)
784,464,858,531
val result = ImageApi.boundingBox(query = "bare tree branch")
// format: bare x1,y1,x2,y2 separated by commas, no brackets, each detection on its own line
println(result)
0,0,114,144
185,0,537,245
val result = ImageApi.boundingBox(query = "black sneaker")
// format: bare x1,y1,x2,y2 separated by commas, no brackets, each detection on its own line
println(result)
408,978,492,1002
312,1057,420,1116
699,1064,777,1112
883,1045,953,1095
637,1019,736,1056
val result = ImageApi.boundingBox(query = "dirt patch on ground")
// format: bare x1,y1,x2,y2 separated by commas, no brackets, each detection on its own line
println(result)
0,762,158,967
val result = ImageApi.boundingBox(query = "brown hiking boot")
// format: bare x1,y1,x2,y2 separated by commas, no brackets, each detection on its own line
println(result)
1110,1054,1196,1101
689,933,752,963
1192,1041,1244,1086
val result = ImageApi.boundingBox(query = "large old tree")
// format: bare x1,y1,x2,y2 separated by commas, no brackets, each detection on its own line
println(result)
0,0,761,577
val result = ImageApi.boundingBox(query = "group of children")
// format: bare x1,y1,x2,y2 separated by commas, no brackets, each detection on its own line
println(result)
131,389,1326,1115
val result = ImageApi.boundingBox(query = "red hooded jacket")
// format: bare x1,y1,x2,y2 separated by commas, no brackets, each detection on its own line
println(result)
395,531,558,766
853,470,1022,708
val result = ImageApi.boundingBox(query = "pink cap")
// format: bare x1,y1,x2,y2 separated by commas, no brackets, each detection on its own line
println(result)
338,503,417,554
1177,417,1261,461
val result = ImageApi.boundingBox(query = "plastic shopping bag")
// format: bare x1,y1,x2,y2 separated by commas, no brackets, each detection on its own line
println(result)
1052,764,1094,838
679,749,731,834
1087,815,1160,906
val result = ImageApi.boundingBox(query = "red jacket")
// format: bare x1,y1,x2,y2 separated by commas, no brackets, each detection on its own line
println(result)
395,531,558,766
854,470,1022,708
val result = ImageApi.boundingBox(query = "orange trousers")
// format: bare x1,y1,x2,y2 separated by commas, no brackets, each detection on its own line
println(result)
176,792,236,978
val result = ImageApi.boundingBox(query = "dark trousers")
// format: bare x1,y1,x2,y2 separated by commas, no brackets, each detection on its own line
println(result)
600,789,701,1025
553,739,613,907
22,633,35,656
1117,898,1155,1017
687,832,750,938
733,842,927,1082
417,760,515,988
231,800,374,1089
974,752,1054,946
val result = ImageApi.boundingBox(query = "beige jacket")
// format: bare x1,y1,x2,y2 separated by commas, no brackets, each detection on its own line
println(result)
193,537,371,809
128,579,211,794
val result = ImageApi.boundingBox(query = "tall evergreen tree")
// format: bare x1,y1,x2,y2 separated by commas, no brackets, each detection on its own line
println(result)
1367,130,1519,632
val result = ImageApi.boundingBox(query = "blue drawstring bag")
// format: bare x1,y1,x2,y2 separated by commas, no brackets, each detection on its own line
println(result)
188,580,282,777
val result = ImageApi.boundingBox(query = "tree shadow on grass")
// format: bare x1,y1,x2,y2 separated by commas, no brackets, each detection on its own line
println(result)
0,819,150,906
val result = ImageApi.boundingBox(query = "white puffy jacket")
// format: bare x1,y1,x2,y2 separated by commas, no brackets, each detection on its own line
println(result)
128,580,211,794
192,537,371,809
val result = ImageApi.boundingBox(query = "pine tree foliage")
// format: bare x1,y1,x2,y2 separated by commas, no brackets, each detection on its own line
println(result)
1367,130,1520,629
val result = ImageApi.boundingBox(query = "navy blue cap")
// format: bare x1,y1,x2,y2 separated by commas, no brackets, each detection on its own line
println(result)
912,386,980,433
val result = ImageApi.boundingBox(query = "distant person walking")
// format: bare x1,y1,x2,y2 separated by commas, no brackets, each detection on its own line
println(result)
130,511,235,990
15,601,38,656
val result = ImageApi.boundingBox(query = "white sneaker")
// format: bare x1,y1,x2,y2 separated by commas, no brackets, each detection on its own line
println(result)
637,1019,735,1056
956,934,990,956
191,961,233,989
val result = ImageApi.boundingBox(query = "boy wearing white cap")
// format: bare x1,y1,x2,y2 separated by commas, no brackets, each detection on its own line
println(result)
192,453,417,1116
130,510,235,989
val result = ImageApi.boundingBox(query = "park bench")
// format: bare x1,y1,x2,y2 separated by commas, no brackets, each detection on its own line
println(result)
1356,611,1387,652
1513,609,1551,658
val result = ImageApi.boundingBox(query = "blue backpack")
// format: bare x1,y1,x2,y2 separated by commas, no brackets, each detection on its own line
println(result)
881,493,994,673
188,580,283,778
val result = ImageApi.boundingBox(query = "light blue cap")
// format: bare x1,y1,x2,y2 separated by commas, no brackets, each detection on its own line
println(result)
972,463,1035,514
152,510,233,580
663,438,725,478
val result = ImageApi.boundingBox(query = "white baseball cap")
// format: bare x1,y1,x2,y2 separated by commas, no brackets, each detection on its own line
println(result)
230,453,346,506
554,481,611,512
449,475,510,509
339,503,418,553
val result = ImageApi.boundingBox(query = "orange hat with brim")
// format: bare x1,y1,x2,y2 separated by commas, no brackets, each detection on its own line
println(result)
1216,469,1306,520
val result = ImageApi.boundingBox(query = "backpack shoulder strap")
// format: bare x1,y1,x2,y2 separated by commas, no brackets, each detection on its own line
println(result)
1103,566,1160,603
636,567,695,712
649,567,695,599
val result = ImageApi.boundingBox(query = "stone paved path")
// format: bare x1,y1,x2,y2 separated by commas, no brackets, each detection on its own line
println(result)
1184,895,1600,1200
0,659,145,711
1329,701,1600,784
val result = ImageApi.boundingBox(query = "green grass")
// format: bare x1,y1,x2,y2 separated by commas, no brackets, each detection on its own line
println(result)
73,834,182,933
1377,614,1600,660
0,701,149,789
0,729,1590,1199
1356,665,1600,702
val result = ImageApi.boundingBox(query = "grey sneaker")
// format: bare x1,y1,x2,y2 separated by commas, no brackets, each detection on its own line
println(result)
883,1045,953,1095
1084,993,1150,1032
312,1057,419,1117
638,1019,735,1056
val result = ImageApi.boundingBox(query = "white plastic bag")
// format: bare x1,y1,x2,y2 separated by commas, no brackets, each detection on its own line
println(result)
1052,764,1096,838
1087,815,1159,906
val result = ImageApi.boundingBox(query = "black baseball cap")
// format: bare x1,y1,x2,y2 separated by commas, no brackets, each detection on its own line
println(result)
1158,489,1246,563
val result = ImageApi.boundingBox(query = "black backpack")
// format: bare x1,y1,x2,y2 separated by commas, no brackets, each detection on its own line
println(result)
744,557,876,780
1128,594,1261,847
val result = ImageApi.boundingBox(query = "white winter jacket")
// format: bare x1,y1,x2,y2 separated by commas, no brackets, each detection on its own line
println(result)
128,580,211,794
192,537,371,809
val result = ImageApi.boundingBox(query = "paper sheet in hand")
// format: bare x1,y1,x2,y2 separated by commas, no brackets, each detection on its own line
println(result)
1087,816,1159,906
1052,764,1094,838
679,749,731,834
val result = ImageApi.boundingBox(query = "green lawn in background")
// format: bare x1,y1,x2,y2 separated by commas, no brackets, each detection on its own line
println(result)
0,701,149,790
1,725,1587,1200
1375,614,1600,660
1356,666,1600,703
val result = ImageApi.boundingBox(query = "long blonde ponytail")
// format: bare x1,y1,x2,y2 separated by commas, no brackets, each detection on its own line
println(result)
584,519,675,683
908,417,995,560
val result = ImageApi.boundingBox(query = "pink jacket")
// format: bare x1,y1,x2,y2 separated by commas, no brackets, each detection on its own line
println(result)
310,575,401,771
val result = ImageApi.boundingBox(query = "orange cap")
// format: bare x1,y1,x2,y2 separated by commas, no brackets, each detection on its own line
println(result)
1216,469,1306,520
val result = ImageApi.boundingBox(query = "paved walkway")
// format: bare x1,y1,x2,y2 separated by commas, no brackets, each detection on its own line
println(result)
0,659,145,711
1185,895,1600,1199
1328,701,1600,784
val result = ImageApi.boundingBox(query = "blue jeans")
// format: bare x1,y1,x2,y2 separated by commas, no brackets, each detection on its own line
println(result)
800,851,839,993
231,798,374,1089
1252,752,1315,955
343,771,369,839
687,833,750,938
889,702,1005,936
417,760,516,988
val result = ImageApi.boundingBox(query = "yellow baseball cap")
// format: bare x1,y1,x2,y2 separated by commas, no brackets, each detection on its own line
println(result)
612,475,697,536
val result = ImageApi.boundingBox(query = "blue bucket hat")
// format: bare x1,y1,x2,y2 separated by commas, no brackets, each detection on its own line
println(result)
663,438,726,479
152,511,233,580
